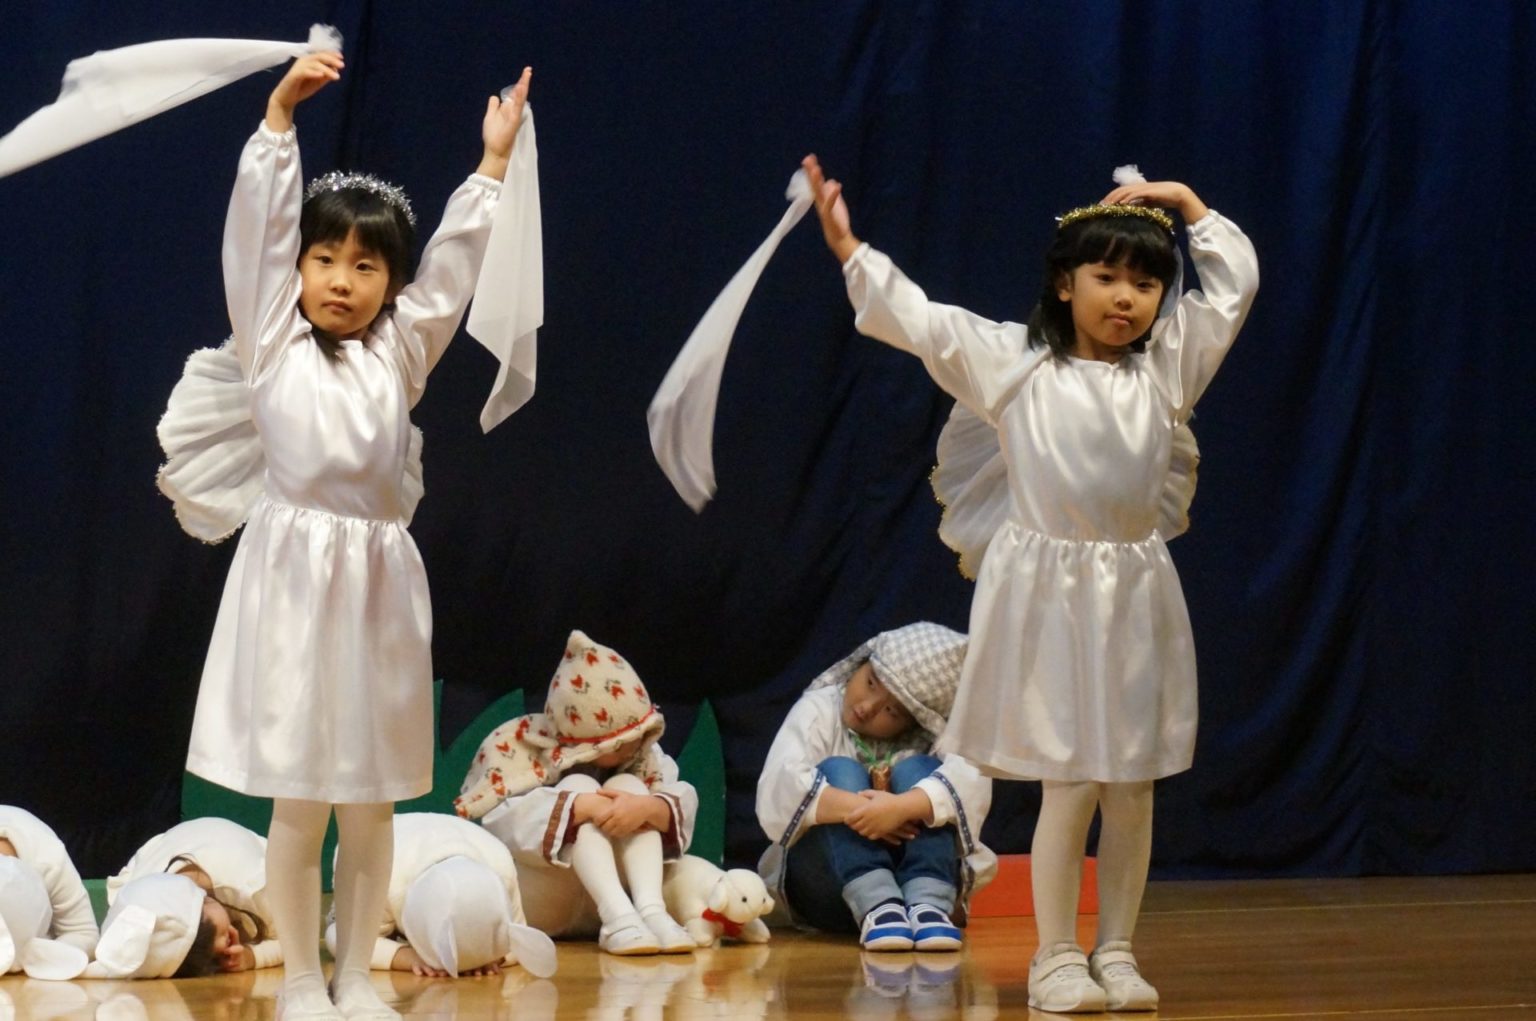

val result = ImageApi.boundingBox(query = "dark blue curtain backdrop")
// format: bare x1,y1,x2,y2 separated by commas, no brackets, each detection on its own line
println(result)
2,3,1532,880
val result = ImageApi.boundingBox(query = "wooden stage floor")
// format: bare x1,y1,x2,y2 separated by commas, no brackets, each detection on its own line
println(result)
3,874,1533,1019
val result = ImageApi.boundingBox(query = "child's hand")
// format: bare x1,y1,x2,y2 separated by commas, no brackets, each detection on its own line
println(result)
266,52,343,132
802,154,861,264
845,790,923,844
477,66,532,181
593,791,671,839
392,945,450,977
1100,180,1210,225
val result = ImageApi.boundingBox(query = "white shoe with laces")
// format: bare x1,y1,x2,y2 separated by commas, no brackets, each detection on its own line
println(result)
1089,940,1159,1010
1027,942,1107,1014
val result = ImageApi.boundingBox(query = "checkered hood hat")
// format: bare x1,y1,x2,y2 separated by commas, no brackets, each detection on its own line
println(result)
807,622,968,739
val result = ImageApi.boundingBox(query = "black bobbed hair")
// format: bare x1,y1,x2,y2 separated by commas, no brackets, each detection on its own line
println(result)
298,187,418,359
1027,213,1179,360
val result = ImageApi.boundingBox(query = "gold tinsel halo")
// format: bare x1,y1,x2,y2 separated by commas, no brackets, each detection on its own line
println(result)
1056,203,1174,234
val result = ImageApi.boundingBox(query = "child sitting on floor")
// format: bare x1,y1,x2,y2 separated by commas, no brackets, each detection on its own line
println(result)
756,622,996,951
457,631,699,956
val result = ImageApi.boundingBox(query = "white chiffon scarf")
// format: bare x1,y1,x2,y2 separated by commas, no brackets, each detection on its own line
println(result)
647,170,814,511
0,25,342,179
468,105,542,433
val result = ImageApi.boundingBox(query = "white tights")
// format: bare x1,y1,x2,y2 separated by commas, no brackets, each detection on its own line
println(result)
566,774,669,925
267,799,395,1016
1031,780,1153,955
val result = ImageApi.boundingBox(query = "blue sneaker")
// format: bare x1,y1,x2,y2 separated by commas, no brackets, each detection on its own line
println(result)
908,903,963,952
859,903,914,951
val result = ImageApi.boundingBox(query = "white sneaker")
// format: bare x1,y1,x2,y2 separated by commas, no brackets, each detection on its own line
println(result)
599,911,662,955
640,907,698,953
1027,942,1107,1014
1090,940,1159,1010
859,903,914,952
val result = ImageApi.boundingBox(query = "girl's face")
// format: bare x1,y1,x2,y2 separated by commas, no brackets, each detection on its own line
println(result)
202,897,244,972
298,227,396,339
593,736,646,769
1057,261,1164,361
841,663,916,741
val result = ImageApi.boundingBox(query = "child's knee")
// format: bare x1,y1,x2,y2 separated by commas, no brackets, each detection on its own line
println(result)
816,756,870,791
558,773,603,795
888,754,943,792
601,772,649,796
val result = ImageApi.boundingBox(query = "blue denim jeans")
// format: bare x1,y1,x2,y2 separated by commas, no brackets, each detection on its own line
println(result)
783,754,961,932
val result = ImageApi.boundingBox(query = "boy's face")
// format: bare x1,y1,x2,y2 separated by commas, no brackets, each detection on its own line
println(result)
841,663,916,741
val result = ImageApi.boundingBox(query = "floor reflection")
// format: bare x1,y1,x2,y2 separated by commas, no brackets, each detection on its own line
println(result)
0,935,1005,1020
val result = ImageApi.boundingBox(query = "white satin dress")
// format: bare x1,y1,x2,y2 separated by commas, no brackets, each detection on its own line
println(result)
185,123,500,802
842,213,1258,782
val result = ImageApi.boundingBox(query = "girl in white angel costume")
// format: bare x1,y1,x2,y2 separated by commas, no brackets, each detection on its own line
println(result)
803,156,1258,1013
154,49,534,1020
457,631,699,957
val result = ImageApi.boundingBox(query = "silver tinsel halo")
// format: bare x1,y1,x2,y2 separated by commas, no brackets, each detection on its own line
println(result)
304,170,416,227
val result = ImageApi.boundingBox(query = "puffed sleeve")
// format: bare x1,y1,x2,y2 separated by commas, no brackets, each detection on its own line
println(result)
1145,211,1259,421
843,243,1046,425
755,693,839,845
222,122,306,384
645,747,698,861
387,174,501,408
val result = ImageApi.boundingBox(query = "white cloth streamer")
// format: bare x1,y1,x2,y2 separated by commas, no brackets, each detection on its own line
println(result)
647,170,814,511
469,105,543,432
0,25,341,179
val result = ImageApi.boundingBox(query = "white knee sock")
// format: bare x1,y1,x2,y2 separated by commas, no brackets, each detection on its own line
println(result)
267,798,334,1015
617,829,668,916
1031,780,1100,953
571,824,638,925
330,802,397,1016
1095,781,1153,947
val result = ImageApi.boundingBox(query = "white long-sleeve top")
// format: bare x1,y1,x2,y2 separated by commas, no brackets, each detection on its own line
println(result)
842,214,1259,783
323,813,533,971
480,745,698,873
754,687,997,918
105,817,280,969
0,806,99,957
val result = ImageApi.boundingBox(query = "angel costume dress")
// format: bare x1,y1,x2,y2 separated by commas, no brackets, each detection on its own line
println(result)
181,122,501,802
841,212,1258,782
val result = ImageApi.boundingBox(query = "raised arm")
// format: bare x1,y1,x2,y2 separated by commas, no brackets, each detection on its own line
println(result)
224,54,342,380
804,154,861,265
805,154,1043,422
390,68,532,400
1109,182,1258,418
